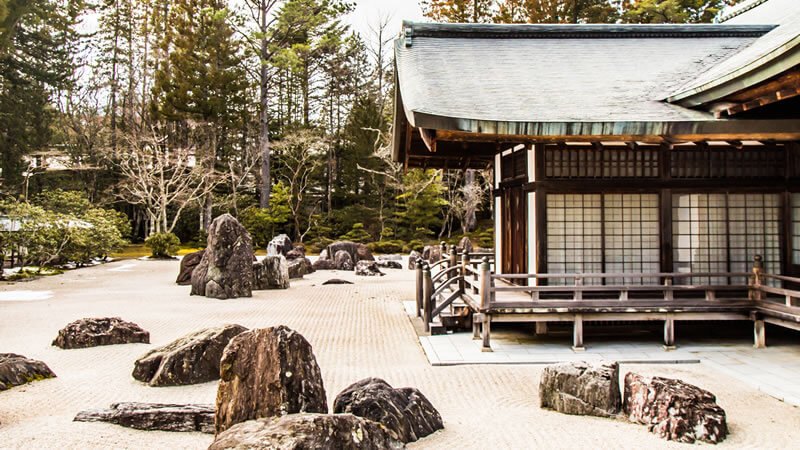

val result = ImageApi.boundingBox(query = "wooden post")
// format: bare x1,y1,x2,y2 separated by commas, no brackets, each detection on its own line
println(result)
572,314,585,351
750,254,764,301
664,277,673,301
460,249,468,293
472,313,482,340
481,314,492,352
574,277,583,301
415,259,423,318
423,264,433,332
753,314,766,349
664,315,676,350
480,257,493,309
449,250,457,284
535,322,548,336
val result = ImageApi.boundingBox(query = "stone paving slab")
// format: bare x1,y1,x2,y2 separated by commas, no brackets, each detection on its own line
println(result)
404,301,800,407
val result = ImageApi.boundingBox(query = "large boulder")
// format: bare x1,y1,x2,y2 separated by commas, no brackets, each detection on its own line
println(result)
311,258,334,271
287,258,314,279
176,249,205,285
334,250,354,271
52,317,150,349
132,325,247,386
355,260,385,277
74,403,214,434
0,353,56,390
422,246,442,264
539,361,621,417
326,241,374,264
333,377,443,443
253,256,290,290
209,414,404,450
267,234,293,257
215,326,328,434
408,251,422,270
191,214,254,299
456,237,474,255
624,373,728,444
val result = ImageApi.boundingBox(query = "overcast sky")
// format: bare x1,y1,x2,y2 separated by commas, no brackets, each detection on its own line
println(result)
344,0,425,38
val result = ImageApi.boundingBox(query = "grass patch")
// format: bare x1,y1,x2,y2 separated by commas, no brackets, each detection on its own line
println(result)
111,244,267,259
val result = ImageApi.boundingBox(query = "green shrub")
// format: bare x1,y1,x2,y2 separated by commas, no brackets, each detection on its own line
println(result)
368,240,405,254
405,239,425,253
145,232,181,258
339,223,373,244
477,228,494,249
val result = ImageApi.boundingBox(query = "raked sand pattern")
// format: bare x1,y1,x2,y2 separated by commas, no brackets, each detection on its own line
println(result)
1,259,799,449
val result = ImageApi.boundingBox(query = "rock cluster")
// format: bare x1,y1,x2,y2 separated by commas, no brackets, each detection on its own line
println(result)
0,353,56,390
355,260,385,277
624,373,728,444
333,377,443,443
209,414,405,450
539,361,620,417
376,260,402,270
74,403,214,434
312,241,374,271
215,326,328,434
176,249,204,285
253,256,290,290
52,317,150,349
267,237,314,279
132,324,247,386
191,214,254,299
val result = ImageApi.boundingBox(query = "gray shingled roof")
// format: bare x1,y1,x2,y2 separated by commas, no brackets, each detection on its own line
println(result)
395,22,783,136
668,0,800,106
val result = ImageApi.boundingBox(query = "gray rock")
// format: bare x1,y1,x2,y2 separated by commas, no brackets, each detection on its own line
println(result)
456,237,474,254
285,245,306,260
267,234,293,257
377,254,402,261
408,251,422,270
624,373,728,444
311,258,334,271
176,249,204,285
253,256,290,290
376,260,402,270
422,246,442,264
539,361,621,417
355,260,384,277
191,214,254,299
326,241,374,264
333,377,443,443
132,324,247,386
322,279,354,285
73,402,214,433
52,317,150,349
215,326,328,434
334,250,354,271
0,353,56,391
287,257,313,279
209,414,404,450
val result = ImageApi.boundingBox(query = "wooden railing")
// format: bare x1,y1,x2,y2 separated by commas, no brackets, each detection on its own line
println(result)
414,242,494,331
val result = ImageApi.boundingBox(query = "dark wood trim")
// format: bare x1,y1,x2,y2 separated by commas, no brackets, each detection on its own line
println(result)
782,190,793,277
535,189,547,278
660,189,673,274
523,178,791,192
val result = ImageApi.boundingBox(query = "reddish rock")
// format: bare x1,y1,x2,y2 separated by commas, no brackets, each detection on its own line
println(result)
539,361,621,417
52,317,149,349
176,249,205,285
215,326,328,434
0,353,56,390
74,402,214,433
624,372,728,444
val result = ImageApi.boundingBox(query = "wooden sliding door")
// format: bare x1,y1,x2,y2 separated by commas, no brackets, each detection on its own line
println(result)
501,184,527,278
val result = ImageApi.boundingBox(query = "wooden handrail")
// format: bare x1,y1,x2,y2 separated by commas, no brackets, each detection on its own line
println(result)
492,272,751,280
760,273,800,284
431,266,459,284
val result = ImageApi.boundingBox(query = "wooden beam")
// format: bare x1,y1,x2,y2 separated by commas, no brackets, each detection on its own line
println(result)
419,128,437,153
725,86,800,117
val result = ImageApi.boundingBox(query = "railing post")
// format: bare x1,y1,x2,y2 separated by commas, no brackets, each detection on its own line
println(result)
460,249,468,293
423,264,433,332
574,277,583,301
480,257,493,309
415,258,423,318
664,277,673,301
750,254,764,301
449,249,457,283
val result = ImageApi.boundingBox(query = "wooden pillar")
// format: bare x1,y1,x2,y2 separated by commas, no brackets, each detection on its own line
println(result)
664,315,676,350
535,321,548,336
415,261,423,318
572,314,585,351
472,313,482,340
481,314,492,352
480,257,493,309
754,318,766,349
423,265,433,332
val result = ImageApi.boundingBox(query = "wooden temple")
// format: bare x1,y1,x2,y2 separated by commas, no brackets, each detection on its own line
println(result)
394,0,800,350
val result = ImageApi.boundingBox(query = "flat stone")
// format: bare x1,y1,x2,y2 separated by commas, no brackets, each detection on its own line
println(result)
624,372,728,444
191,214,254,299
73,402,214,433
209,414,404,450
355,260,385,277
52,317,149,349
215,326,328,434
132,324,248,386
333,377,443,443
539,361,621,417
0,353,56,390
322,279,353,285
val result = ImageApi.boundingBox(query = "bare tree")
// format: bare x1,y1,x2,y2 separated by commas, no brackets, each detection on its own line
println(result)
366,11,395,111
273,129,322,242
112,126,219,235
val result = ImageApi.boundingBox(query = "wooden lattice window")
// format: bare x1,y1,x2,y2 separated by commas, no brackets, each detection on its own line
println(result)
545,146,658,179
671,147,784,178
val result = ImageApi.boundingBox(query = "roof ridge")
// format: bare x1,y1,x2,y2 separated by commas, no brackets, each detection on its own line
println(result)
401,22,776,41
717,0,771,23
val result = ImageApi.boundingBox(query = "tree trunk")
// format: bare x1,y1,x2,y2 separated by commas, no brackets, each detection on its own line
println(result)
204,126,216,230
258,0,271,210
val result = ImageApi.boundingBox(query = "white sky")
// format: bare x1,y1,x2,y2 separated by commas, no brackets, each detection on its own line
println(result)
344,0,425,38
